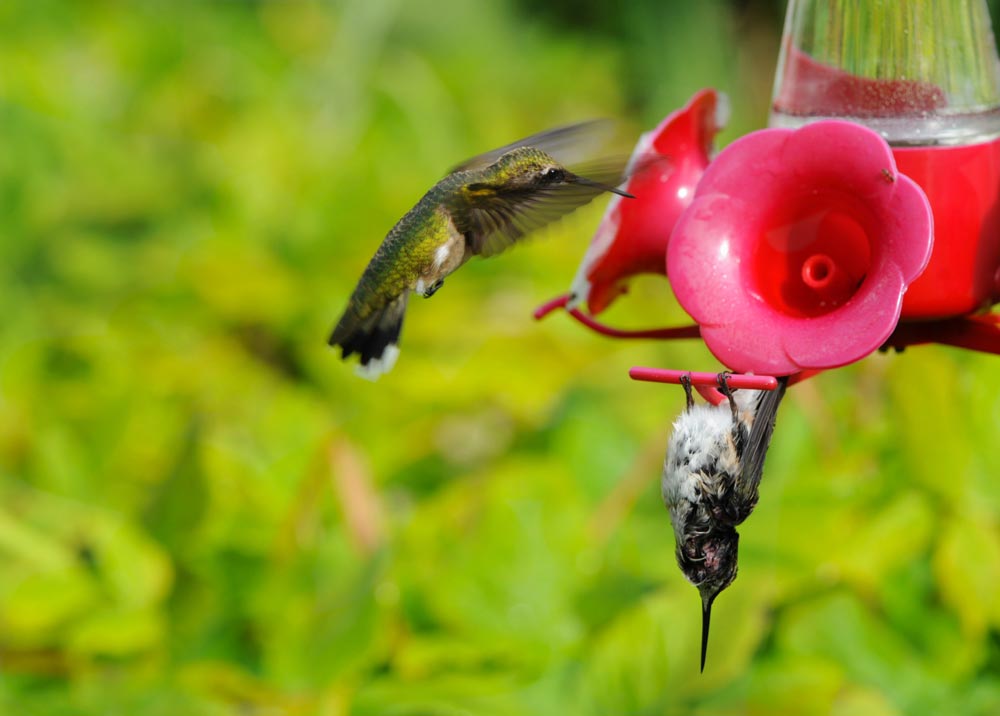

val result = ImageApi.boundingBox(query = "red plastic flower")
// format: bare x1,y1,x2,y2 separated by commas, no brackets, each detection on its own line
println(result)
667,120,934,374
568,89,727,315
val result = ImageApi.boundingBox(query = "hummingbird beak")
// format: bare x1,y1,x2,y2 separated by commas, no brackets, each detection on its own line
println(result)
699,590,716,673
570,174,634,199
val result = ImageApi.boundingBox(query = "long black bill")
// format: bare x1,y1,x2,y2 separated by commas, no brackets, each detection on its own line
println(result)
571,174,634,198
700,593,715,673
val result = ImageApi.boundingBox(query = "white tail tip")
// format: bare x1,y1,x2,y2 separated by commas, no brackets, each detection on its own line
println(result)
354,344,400,381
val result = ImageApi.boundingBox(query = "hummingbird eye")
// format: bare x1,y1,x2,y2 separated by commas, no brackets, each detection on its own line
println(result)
540,167,565,183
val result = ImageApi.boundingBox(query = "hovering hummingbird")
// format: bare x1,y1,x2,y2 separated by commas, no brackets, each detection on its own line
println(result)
662,373,789,672
328,120,634,379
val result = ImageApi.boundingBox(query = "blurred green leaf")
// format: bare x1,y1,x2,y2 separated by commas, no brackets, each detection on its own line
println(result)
142,422,208,553
831,686,901,716
887,352,971,509
836,493,936,593
66,608,164,658
776,591,955,714
0,567,99,645
933,513,1000,636
737,657,845,716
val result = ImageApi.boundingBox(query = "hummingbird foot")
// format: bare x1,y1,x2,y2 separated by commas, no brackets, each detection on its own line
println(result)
716,371,738,424
421,279,444,298
680,374,694,411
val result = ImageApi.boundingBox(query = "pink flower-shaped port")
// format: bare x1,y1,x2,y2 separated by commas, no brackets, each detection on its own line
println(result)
667,120,933,375
568,89,727,315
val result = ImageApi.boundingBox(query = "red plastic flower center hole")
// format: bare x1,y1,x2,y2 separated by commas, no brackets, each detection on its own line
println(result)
802,253,835,286
752,192,872,318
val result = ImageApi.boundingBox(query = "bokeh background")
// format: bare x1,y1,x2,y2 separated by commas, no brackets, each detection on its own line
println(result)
3,0,1000,714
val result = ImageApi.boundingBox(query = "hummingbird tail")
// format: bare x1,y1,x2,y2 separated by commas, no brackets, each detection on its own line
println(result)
329,294,408,380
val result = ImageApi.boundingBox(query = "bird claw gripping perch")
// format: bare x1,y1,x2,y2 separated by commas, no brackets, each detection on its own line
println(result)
629,368,781,405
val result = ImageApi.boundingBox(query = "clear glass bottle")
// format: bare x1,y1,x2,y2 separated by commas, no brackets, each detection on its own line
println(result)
770,0,1000,146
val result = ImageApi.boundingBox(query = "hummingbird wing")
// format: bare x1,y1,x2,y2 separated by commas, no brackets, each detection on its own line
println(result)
453,157,630,258
736,376,789,501
451,119,617,173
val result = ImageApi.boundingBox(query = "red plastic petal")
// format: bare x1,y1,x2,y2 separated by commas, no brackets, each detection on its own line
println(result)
569,89,726,315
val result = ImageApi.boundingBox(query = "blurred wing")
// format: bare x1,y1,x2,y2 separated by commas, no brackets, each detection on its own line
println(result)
737,376,789,499
452,119,617,173
456,158,630,258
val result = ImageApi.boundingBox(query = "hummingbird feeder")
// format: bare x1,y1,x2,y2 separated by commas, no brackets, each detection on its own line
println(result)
536,0,1000,668
537,0,1000,390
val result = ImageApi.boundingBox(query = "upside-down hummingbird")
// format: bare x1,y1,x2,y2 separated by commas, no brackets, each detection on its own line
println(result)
328,120,633,379
661,373,789,672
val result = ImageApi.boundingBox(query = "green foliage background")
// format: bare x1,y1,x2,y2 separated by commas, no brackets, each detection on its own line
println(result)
2,1,1000,714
